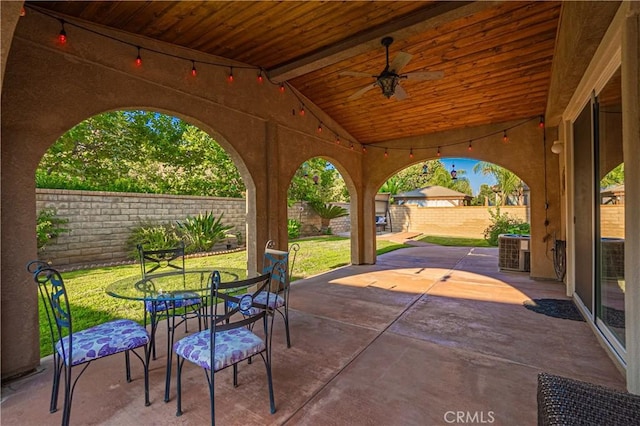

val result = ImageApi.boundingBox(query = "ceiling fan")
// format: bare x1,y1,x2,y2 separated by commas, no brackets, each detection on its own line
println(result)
340,36,444,101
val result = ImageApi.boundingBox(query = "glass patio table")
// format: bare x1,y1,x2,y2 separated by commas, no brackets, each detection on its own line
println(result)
106,268,256,402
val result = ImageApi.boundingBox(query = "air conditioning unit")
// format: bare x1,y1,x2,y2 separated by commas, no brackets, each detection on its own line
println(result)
499,234,531,272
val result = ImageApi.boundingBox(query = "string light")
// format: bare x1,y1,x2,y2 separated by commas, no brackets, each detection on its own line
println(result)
350,143,354,150
58,20,67,44
134,47,142,67
34,6,545,158
362,145,367,153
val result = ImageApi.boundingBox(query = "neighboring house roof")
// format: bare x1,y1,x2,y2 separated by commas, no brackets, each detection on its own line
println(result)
394,186,472,200
601,184,624,196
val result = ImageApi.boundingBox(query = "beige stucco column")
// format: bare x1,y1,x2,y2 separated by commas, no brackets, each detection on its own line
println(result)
622,0,640,394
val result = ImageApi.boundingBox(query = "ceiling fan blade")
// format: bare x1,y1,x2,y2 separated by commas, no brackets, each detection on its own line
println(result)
339,71,375,78
347,84,378,100
403,71,444,80
394,84,408,101
389,52,413,73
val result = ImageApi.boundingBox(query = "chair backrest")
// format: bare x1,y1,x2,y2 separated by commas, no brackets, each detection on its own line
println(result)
137,241,185,277
208,269,274,351
27,262,73,365
262,240,300,291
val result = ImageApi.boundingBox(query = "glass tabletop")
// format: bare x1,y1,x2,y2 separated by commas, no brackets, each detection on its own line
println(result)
106,268,254,301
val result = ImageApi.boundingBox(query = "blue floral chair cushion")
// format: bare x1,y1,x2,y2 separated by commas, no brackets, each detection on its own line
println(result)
227,291,284,314
173,327,265,371
55,319,149,366
144,291,201,313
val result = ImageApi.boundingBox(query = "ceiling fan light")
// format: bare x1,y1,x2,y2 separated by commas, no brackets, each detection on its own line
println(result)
378,74,399,98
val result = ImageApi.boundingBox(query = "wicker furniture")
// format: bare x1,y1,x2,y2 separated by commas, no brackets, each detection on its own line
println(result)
537,372,640,426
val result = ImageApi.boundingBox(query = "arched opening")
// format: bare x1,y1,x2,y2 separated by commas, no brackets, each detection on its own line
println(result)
35,109,252,268
376,157,530,246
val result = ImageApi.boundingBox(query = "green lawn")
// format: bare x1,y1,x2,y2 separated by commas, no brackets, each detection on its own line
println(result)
417,235,493,247
35,236,409,357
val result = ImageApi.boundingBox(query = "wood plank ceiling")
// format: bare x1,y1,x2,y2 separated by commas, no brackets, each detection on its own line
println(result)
30,1,562,145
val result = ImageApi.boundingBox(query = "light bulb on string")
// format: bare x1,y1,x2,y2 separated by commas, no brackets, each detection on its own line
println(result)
437,146,441,157
502,130,509,143
191,61,197,77
409,148,414,159
135,47,142,67
350,143,354,150
362,145,367,154
227,67,234,83
257,71,264,84
279,83,285,93
539,115,545,129
335,135,340,145
468,140,473,151
317,122,323,133
299,105,305,116
384,148,389,158
58,20,67,44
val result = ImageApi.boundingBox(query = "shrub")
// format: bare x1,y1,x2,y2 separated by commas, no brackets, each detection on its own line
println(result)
176,211,233,254
483,208,530,246
125,221,182,259
288,219,301,239
36,207,70,251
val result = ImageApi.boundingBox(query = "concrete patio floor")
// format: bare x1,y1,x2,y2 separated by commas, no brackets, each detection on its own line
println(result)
1,239,625,425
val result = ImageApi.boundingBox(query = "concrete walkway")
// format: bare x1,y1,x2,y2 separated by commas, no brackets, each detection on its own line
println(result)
1,244,624,425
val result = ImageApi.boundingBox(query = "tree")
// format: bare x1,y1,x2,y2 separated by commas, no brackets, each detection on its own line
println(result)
472,162,523,205
37,111,246,197
600,163,624,188
287,158,348,206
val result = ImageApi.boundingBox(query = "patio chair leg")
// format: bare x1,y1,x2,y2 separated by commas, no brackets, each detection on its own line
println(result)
125,350,132,382
144,345,151,407
175,357,184,416
283,307,291,348
49,357,63,413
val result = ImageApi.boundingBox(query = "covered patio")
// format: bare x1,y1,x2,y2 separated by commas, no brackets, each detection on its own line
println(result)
1,242,624,424
1,0,639,415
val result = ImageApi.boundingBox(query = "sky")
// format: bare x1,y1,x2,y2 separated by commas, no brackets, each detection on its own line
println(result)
438,157,497,195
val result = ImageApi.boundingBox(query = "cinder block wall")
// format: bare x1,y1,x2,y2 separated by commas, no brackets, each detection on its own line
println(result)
37,189,246,267
389,205,530,239
38,189,624,267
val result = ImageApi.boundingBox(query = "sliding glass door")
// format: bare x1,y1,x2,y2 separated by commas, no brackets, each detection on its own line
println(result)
596,67,625,349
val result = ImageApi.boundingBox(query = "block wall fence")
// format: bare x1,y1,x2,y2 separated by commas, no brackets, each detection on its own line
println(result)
37,189,624,268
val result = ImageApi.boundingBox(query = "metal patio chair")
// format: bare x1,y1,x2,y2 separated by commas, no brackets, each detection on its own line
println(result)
137,241,202,359
26,261,150,426
173,270,276,425
258,240,299,347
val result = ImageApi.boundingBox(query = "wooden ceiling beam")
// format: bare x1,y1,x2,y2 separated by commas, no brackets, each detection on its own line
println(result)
267,1,501,83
